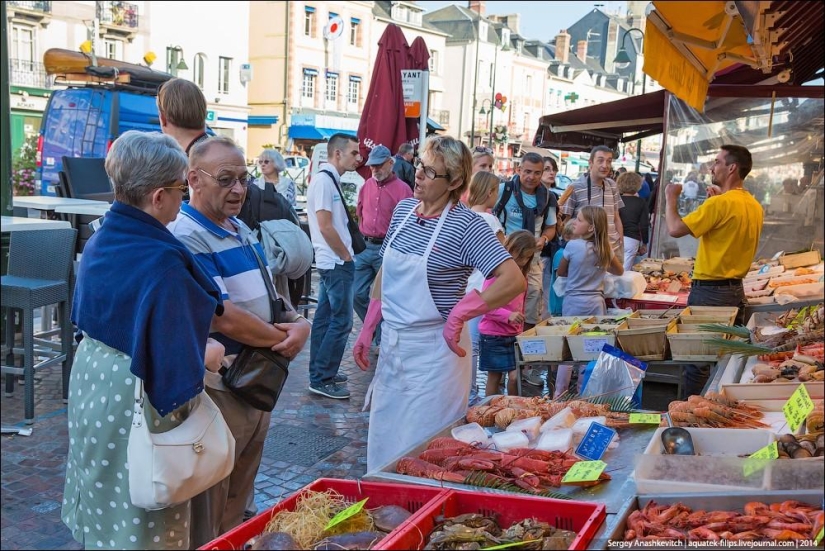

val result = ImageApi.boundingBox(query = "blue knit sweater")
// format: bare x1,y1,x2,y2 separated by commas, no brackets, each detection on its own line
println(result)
72,201,223,416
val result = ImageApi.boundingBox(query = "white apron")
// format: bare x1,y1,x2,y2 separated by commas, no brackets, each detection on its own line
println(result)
364,202,471,472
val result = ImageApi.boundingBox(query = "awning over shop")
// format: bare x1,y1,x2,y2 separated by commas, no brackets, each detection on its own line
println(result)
517,145,558,163
248,115,279,126
426,117,444,132
288,126,357,140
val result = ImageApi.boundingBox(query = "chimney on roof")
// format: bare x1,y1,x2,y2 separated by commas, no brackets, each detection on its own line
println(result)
468,1,485,16
554,29,570,64
577,40,588,63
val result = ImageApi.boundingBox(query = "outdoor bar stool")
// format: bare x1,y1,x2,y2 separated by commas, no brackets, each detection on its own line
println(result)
1,228,77,424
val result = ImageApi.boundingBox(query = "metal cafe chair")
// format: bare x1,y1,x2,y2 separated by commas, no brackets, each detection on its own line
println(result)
1,228,78,424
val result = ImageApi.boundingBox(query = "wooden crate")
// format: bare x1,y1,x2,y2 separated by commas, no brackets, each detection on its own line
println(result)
515,317,594,362
779,250,821,269
616,318,677,361
666,323,727,361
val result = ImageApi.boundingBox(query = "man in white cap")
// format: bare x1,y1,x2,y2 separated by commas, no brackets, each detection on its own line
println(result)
354,145,413,345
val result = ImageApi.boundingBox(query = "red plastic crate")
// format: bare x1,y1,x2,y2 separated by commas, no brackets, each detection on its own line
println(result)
382,489,606,551
198,478,448,550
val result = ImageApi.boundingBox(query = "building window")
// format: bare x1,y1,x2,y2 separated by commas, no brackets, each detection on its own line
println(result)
325,73,338,102
525,75,532,97
193,53,207,89
347,77,361,105
350,18,361,46
11,24,35,64
103,39,123,60
302,71,316,99
429,50,439,74
304,7,316,37
218,56,231,94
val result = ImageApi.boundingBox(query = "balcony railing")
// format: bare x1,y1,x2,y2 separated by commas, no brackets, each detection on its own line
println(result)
432,109,450,126
97,1,139,28
8,1,52,13
10,59,49,89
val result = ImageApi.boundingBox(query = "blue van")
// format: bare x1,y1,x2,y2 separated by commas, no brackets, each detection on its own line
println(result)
36,87,163,195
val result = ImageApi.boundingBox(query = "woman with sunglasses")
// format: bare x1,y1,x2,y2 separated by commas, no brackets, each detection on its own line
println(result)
256,149,296,207
460,146,497,205
353,136,525,472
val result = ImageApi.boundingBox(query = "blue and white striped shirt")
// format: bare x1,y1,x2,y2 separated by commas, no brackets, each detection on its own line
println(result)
381,199,512,320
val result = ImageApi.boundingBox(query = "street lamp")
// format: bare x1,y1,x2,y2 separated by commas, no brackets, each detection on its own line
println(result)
166,46,188,76
614,27,645,172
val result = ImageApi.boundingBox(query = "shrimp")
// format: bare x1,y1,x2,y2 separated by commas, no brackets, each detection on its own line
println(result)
759,528,809,540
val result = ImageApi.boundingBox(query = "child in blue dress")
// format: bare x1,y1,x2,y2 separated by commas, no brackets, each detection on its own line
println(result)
557,205,624,317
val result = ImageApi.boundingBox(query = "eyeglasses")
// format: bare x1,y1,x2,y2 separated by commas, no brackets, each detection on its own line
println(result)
197,168,252,188
474,146,493,155
162,182,189,193
257,159,270,165
414,159,450,181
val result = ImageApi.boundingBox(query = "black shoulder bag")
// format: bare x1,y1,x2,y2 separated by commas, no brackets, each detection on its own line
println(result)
321,169,366,254
221,243,291,412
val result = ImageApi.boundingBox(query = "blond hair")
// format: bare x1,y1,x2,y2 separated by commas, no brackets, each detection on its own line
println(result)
157,78,207,130
616,172,642,194
561,218,576,240
467,171,501,207
504,230,537,278
421,136,472,203
579,206,612,270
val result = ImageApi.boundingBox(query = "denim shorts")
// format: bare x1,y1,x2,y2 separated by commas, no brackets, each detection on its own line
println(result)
478,334,517,372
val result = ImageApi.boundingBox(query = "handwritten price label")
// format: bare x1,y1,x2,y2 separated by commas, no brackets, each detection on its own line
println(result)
629,413,662,424
562,460,606,484
324,498,368,531
743,442,778,477
783,384,814,432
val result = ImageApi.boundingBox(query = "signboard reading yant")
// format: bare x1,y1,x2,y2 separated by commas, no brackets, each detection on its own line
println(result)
402,70,424,118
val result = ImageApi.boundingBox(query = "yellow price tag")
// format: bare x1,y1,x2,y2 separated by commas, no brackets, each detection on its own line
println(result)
629,413,661,424
570,320,582,332
582,331,609,336
782,384,814,432
815,527,824,545
561,460,606,484
324,498,368,531
743,442,778,477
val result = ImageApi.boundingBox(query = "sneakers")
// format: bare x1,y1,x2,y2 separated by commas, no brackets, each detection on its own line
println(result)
333,373,348,383
522,368,544,387
309,382,350,399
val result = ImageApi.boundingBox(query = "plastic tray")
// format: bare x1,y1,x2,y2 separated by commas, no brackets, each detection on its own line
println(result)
382,489,606,550
198,478,448,550
634,454,769,494
642,427,775,456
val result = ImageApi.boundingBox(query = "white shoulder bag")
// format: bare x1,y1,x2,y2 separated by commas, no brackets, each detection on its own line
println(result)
128,378,235,510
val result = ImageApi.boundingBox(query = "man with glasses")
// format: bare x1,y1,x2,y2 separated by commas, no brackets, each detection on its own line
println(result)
169,136,311,546
561,145,625,259
306,133,363,399
354,145,412,348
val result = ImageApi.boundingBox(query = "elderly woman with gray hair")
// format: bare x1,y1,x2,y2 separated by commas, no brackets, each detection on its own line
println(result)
257,148,297,207
62,130,225,549
617,171,651,270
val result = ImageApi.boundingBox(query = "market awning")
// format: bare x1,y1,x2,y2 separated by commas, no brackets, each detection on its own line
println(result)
645,1,824,112
288,126,357,140
248,115,279,126
517,145,558,163
426,117,444,132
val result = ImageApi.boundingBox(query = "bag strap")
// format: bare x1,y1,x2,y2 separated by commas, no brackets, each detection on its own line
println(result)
248,240,281,324
132,378,145,428
320,169,358,228
492,180,512,221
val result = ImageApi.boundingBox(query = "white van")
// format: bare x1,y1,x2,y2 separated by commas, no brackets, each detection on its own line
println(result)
308,143,365,207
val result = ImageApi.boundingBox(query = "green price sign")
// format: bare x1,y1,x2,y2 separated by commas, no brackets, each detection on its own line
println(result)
324,498,368,531
782,384,814,432
815,526,824,545
561,460,606,484
743,441,778,477
629,413,661,424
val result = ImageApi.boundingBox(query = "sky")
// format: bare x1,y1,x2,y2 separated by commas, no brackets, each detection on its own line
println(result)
415,1,631,42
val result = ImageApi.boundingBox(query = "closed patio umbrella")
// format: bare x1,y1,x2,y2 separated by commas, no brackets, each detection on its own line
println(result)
356,24,410,180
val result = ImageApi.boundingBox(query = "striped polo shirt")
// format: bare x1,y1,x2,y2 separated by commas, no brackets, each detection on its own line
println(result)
170,202,272,352
561,175,624,248
380,199,512,320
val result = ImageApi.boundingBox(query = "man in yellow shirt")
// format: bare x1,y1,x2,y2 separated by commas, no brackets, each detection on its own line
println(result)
665,145,763,397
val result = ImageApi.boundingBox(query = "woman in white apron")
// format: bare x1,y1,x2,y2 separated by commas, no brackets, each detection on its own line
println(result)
353,136,526,472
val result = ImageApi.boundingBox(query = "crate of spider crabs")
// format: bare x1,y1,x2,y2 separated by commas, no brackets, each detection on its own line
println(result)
608,491,825,548
198,478,447,550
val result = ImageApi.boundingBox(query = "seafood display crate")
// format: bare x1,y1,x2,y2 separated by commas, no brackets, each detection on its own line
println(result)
642,427,775,457
634,453,771,494
666,323,729,361
779,250,821,269
566,322,628,361
719,354,825,401
515,317,596,362
381,489,606,550
606,491,825,548
677,306,738,325
616,317,677,361
197,478,447,550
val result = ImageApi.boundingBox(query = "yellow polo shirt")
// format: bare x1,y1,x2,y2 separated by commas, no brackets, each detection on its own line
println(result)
682,189,764,280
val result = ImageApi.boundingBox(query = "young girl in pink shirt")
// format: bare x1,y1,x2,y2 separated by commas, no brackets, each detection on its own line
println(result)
479,230,537,397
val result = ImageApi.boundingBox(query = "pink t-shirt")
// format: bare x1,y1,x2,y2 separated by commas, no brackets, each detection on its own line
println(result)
478,276,526,336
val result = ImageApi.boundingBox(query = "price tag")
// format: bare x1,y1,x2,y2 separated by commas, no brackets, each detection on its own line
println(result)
743,441,778,477
575,422,617,461
758,264,770,274
815,527,824,545
570,320,582,332
562,460,607,484
324,498,368,531
629,413,662,424
519,338,547,356
583,337,609,353
783,384,814,432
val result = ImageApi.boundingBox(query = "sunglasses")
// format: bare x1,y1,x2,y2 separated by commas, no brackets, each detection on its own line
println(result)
474,146,494,155
198,168,252,188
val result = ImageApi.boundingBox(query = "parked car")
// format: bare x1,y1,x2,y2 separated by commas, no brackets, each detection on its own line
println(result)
283,155,310,191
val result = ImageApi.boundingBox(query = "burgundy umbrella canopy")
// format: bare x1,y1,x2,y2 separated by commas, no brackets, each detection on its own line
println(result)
356,24,410,180
405,37,431,152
